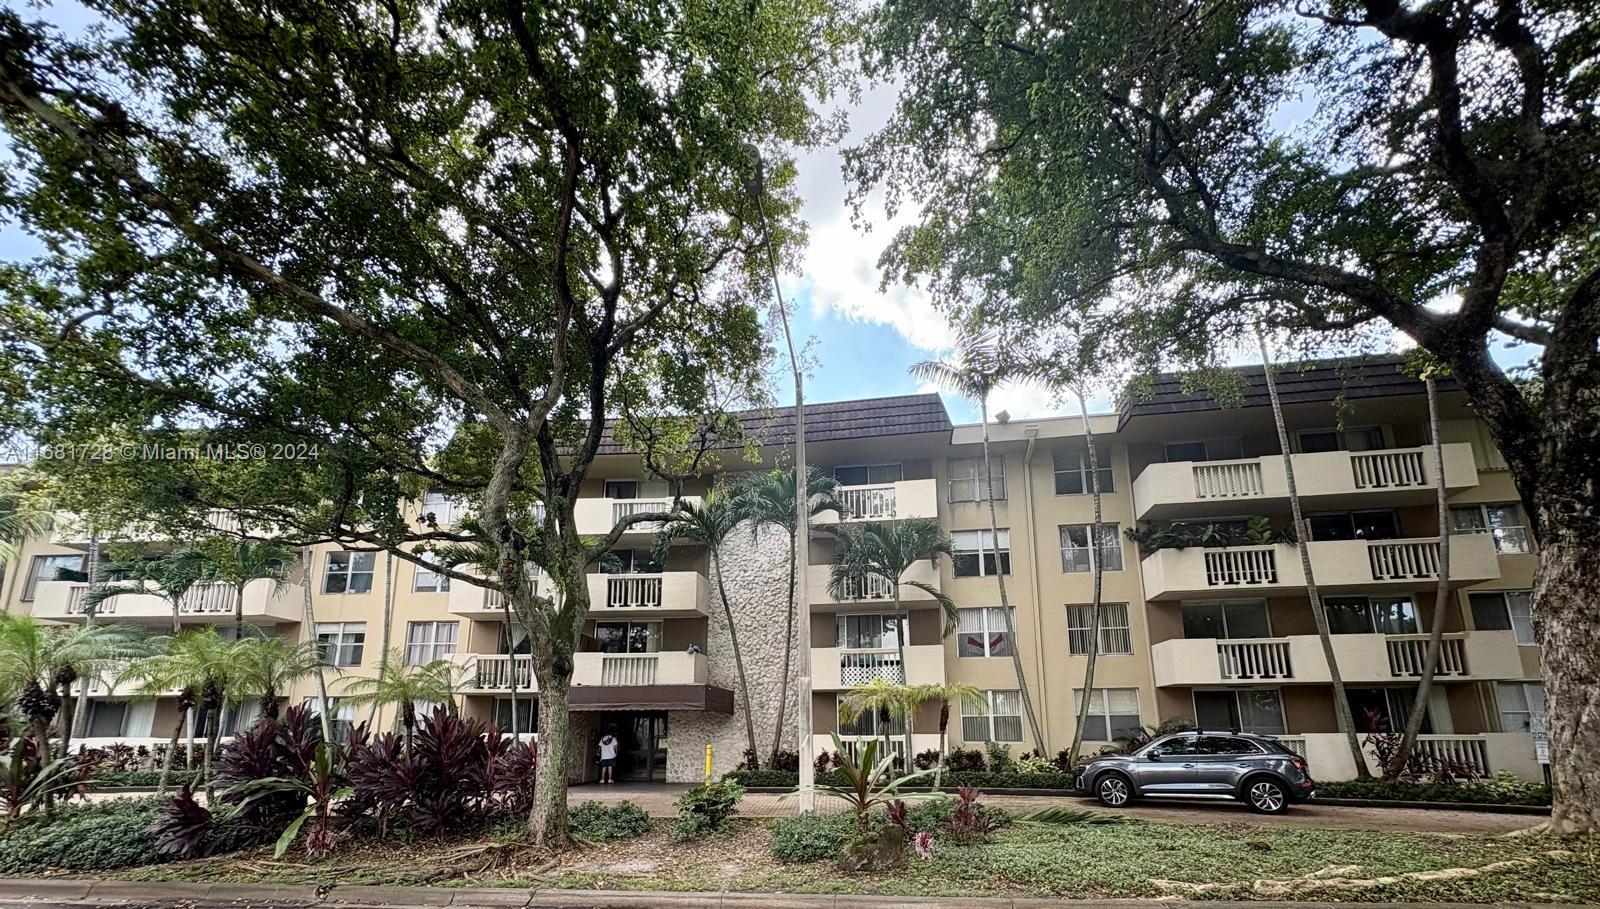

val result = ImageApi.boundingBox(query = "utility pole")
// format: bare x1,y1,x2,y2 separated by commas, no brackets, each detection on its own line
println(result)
744,144,813,810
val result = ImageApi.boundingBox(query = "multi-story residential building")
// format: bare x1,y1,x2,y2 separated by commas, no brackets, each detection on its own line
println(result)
0,355,1546,784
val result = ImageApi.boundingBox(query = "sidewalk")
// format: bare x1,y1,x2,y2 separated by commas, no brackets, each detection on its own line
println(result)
0,879,1590,909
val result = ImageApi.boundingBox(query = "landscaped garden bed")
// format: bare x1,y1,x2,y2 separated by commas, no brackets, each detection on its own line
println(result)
1314,774,1551,807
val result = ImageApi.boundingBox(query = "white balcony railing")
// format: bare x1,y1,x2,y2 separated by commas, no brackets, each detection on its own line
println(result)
1193,461,1265,499
1368,539,1441,580
1218,639,1294,680
473,655,534,690
600,654,658,686
838,484,897,520
606,575,664,609
840,649,904,686
1386,634,1469,677
1350,450,1427,488
840,574,896,600
1203,547,1278,586
611,499,673,528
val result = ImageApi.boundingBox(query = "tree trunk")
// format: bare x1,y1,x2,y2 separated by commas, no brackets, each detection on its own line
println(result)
56,682,77,761
72,533,101,742
935,705,949,788
201,703,219,800
502,595,520,740
260,687,279,722
1069,390,1106,765
300,546,334,745
979,392,1045,753
233,582,244,644
527,667,571,848
769,527,798,767
711,547,760,769
1535,522,1600,832
1258,330,1370,778
369,552,395,731
157,711,183,795
893,588,912,763
1387,375,1451,781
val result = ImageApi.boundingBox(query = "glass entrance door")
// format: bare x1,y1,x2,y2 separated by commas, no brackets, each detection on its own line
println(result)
601,712,668,781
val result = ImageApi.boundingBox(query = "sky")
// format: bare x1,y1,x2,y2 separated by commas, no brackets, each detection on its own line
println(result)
0,3,1540,428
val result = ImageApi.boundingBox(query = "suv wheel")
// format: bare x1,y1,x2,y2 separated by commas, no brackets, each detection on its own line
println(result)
1244,778,1288,814
1095,773,1133,808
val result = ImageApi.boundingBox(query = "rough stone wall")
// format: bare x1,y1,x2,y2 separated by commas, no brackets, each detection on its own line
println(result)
666,523,799,781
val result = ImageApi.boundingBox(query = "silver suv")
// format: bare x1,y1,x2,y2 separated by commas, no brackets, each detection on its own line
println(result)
1074,731,1316,813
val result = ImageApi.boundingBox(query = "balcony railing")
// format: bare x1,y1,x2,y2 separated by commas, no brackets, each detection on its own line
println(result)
1350,450,1427,488
1193,461,1265,499
605,575,664,609
473,655,533,690
840,648,904,686
1367,539,1441,580
839,574,895,600
1202,547,1278,586
611,500,674,527
838,484,897,520
600,654,658,686
1155,630,1516,687
1386,634,1469,677
1218,639,1293,680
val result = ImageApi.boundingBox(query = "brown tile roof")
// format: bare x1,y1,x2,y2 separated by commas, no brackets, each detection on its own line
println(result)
597,393,952,454
1118,354,1458,428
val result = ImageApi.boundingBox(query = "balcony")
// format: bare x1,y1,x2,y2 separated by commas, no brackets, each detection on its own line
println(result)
573,496,702,538
813,733,942,766
446,573,551,617
813,479,938,526
1138,533,1500,600
805,560,940,607
1280,732,1542,782
810,644,946,691
1131,443,1480,520
460,651,709,691
31,578,304,625
1151,630,1526,687
585,571,711,618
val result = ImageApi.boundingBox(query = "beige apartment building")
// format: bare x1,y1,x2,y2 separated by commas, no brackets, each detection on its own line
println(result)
1,356,1546,784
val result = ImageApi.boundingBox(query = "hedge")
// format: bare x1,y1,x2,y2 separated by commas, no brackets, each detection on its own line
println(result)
97,770,202,789
1315,775,1550,807
724,769,1078,790
0,798,168,873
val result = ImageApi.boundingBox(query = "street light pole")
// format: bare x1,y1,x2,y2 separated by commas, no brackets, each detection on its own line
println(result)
743,144,814,810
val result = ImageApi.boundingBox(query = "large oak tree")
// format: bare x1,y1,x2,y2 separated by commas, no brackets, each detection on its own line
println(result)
0,0,851,845
851,0,1599,830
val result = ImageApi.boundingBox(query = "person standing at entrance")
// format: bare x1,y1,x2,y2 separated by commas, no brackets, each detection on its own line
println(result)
597,732,619,784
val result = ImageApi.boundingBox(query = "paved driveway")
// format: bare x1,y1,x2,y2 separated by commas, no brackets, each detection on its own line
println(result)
570,782,1541,834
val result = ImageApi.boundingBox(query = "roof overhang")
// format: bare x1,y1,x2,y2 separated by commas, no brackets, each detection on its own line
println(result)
569,684,735,713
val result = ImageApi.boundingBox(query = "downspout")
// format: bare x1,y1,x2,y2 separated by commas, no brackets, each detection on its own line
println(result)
1021,426,1051,749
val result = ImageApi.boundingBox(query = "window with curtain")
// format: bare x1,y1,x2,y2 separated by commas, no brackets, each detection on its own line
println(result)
833,464,904,486
952,529,1011,577
1496,682,1544,733
420,490,459,526
22,554,85,601
1058,523,1123,572
493,698,539,733
1469,590,1535,644
835,613,904,650
956,607,1013,657
947,457,1005,502
595,620,662,654
961,690,1023,742
1297,426,1384,452
315,622,366,666
85,700,129,738
1051,447,1114,495
323,551,376,594
412,555,451,592
1181,600,1271,639
1067,603,1132,655
1450,503,1532,554
1071,688,1142,741
404,621,459,664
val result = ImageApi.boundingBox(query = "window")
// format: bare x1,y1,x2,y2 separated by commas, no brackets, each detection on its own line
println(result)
420,490,459,526
84,700,129,738
947,458,1005,502
412,555,451,593
315,622,366,667
603,479,639,499
600,549,663,574
1347,687,1429,733
1193,689,1286,735
833,463,903,486
303,697,356,743
1469,590,1535,644
595,620,662,654
1147,735,1197,757
404,621,459,665
323,551,376,594
961,690,1023,742
956,607,1013,657
1182,600,1271,639
1307,510,1400,541
1497,682,1545,734
22,554,85,601
1067,603,1132,655
836,613,904,650
1071,688,1142,741
839,694,905,737
493,698,539,733
1298,426,1385,453
1323,596,1419,635
1451,503,1532,554
221,700,261,736
1163,441,1208,462
952,529,1010,577
1163,438,1243,462
1059,523,1123,572
1197,734,1266,755
499,622,533,655
1052,447,1114,495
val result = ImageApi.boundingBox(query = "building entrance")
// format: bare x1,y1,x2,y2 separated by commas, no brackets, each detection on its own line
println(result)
597,711,668,781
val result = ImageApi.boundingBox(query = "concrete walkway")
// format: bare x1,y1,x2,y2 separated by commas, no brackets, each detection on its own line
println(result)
567,783,1542,834
0,879,1589,909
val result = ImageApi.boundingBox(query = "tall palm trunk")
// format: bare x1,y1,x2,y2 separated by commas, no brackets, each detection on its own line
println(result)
368,552,395,730
710,544,759,768
301,545,334,745
72,533,101,743
157,689,191,795
232,581,245,642
1069,390,1106,764
891,588,912,762
978,392,1045,753
769,526,798,767
1386,375,1452,780
502,595,520,739
55,673,77,761
935,701,950,788
1258,329,1370,778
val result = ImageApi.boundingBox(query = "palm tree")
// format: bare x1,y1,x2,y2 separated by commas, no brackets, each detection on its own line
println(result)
733,467,842,766
654,491,761,768
229,636,328,722
910,326,1046,753
118,627,235,793
339,649,461,751
906,681,983,787
1257,330,1369,779
201,538,292,641
837,678,918,765
0,614,148,759
84,548,210,635
1067,385,1110,765
367,551,397,729
827,518,958,759
0,474,54,575
299,545,335,745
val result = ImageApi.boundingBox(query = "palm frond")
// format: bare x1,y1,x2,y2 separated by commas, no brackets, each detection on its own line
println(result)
1020,807,1128,826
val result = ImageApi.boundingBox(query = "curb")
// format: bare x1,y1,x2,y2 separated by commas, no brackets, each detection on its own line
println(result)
0,880,1586,909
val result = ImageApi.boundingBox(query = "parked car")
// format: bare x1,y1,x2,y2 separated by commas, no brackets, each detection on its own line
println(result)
1074,731,1316,813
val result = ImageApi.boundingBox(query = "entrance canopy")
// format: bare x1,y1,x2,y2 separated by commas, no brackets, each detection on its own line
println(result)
570,684,734,713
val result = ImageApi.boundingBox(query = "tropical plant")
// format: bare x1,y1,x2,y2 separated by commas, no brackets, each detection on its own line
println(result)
229,741,351,858
838,678,919,763
905,682,982,788
827,518,958,757
1018,806,1127,827
806,733,939,835
655,491,761,768
0,475,53,570
228,636,328,722
670,778,744,842
0,614,149,760
1066,382,1109,768
733,467,841,766
0,737,87,824
196,538,292,642
85,548,210,636
344,708,524,836
337,651,461,751
117,627,235,792
910,327,1045,753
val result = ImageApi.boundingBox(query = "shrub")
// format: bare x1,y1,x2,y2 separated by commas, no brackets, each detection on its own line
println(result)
569,800,650,841
912,748,940,771
1316,774,1550,806
97,770,201,789
1016,755,1057,774
0,797,164,872
943,747,985,772
769,811,852,862
902,796,953,834
671,779,744,841
984,741,1014,774
722,769,798,788
771,750,800,773
948,787,1005,844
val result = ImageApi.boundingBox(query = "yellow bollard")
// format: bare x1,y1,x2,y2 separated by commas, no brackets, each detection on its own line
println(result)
704,743,714,782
